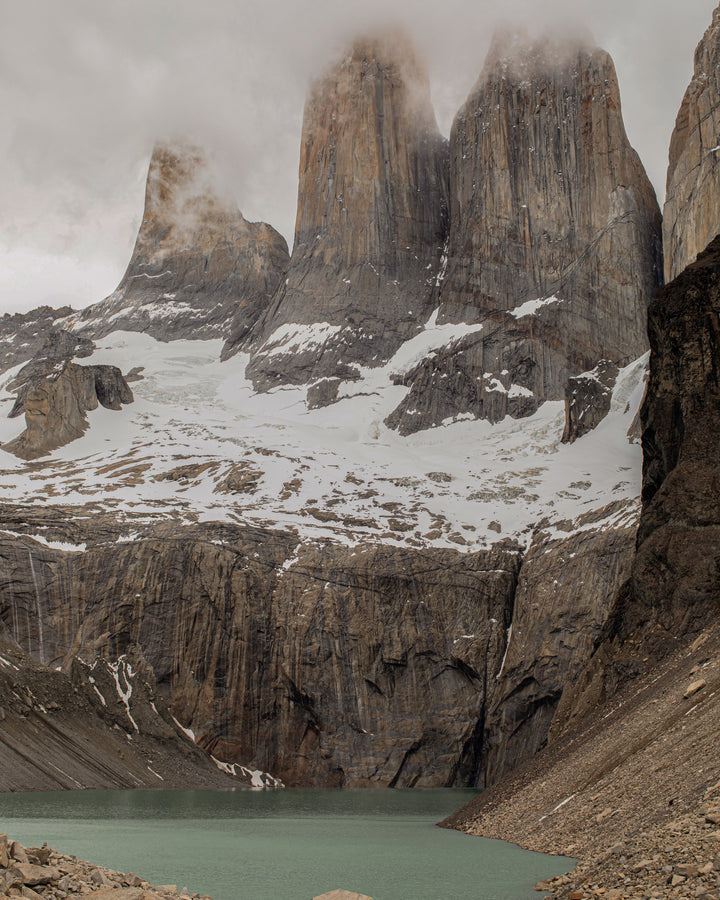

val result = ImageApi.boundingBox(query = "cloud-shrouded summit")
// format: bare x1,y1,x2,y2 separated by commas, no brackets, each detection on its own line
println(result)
0,0,717,313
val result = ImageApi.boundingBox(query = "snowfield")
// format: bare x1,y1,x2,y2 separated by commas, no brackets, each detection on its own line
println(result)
0,328,646,550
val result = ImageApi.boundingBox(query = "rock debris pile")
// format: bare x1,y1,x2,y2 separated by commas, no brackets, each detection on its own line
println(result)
0,834,212,900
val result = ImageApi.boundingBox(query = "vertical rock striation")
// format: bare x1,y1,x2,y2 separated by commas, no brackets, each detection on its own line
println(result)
664,3,720,281
386,31,662,435
244,34,450,389
0,514,521,787
72,142,289,343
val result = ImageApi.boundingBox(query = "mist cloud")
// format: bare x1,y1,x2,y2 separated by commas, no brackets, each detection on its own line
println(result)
0,0,716,311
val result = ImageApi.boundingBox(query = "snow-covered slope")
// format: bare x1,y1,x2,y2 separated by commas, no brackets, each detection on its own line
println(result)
0,324,646,550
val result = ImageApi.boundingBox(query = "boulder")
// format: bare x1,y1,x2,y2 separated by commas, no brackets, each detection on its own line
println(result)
3,361,133,460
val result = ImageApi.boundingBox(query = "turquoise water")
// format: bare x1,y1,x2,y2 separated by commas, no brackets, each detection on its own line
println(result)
0,789,572,900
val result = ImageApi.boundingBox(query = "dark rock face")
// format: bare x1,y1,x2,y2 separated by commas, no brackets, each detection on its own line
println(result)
0,512,520,787
387,33,661,435
244,35,450,389
664,4,720,281
385,318,544,435
306,377,342,410
481,502,637,786
633,235,720,632
71,142,289,344
3,361,133,460
561,360,619,444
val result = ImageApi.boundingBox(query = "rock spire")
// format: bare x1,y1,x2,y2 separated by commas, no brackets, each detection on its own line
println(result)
244,33,450,389
73,141,289,343
386,30,662,435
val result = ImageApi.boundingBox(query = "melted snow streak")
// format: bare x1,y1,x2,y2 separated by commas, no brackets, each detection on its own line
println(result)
0,331,647,550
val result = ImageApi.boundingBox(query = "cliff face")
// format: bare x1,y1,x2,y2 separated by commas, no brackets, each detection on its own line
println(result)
633,235,720,631
386,33,661,435
0,510,523,787
72,143,289,343
244,35,450,389
664,4,720,281
481,502,637,785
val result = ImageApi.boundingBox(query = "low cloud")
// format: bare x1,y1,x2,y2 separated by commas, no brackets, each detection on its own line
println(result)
0,0,716,311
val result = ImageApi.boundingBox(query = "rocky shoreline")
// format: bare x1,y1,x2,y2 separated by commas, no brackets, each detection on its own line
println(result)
0,833,211,900
444,621,720,900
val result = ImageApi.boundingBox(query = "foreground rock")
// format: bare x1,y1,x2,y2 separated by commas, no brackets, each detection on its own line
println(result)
0,833,214,900
245,33,449,388
664,2,720,280
387,31,661,435
71,142,289,344
632,234,720,634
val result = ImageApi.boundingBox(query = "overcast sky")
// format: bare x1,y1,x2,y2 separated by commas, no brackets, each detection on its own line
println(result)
0,0,717,314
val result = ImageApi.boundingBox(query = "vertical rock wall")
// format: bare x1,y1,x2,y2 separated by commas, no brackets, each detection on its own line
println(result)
664,3,720,282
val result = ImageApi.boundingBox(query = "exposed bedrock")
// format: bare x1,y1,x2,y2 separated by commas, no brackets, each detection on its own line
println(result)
633,235,720,633
0,515,520,787
71,142,289,344
2,360,133,460
664,3,720,281
388,32,662,435
0,309,81,374
244,34,450,389
480,501,637,786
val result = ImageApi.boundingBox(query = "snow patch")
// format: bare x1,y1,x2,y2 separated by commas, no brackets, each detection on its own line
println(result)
509,295,563,318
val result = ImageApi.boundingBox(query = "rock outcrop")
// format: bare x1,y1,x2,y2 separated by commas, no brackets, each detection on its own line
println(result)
0,308,79,374
2,359,133,460
244,34,450,389
71,142,289,344
386,32,662,435
561,360,619,444
633,234,720,632
664,3,720,281
0,832,217,899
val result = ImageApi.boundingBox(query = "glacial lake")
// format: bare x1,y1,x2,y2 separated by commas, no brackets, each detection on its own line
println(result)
0,789,572,900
